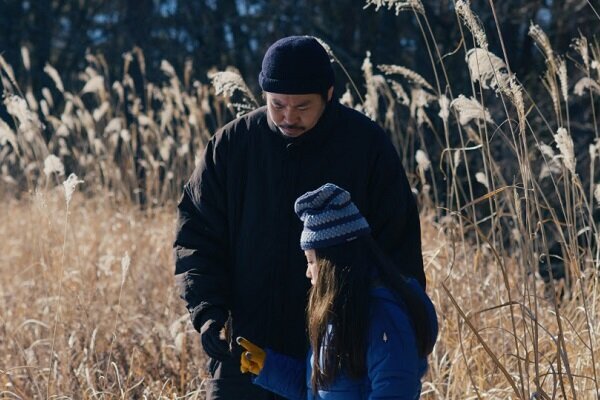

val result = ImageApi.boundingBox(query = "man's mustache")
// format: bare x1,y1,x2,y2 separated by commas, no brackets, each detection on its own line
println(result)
279,124,304,130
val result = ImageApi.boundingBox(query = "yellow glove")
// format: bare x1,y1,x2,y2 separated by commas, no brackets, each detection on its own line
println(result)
237,336,266,375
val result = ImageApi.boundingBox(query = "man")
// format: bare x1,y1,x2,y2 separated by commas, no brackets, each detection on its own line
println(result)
174,36,425,400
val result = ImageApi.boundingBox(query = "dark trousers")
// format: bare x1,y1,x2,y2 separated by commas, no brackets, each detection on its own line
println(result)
204,357,286,400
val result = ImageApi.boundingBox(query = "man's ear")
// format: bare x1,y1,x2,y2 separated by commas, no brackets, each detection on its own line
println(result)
327,86,334,101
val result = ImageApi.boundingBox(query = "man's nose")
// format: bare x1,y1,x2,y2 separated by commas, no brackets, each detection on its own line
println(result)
283,109,297,123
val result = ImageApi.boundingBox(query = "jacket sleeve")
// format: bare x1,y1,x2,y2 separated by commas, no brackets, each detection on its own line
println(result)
367,132,426,288
173,131,231,329
367,310,424,400
253,349,307,400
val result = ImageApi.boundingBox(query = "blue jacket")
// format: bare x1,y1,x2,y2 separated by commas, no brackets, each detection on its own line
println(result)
253,282,438,399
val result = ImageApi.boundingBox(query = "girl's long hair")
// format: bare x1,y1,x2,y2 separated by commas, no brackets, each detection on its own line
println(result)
306,235,435,393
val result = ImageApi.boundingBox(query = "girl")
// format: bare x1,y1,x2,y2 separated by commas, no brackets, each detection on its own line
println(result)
237,183,438,399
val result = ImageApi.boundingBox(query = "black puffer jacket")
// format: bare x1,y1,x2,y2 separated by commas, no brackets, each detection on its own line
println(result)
173,100,424,395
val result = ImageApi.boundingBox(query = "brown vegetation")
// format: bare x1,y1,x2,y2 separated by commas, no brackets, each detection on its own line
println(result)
1,0,600,398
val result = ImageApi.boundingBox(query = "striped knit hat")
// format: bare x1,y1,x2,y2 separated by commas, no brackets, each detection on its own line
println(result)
294,183,371,250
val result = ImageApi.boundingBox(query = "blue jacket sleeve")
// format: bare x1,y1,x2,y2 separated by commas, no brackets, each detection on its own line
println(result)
367,307,424,400
173,132,231,330
253,349,307,400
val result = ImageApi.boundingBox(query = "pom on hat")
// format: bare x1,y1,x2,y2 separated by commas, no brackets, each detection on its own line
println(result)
294,183,370,250
259,36,334,94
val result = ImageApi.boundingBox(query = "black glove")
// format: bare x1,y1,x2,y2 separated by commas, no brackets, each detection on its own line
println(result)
194,307,231,360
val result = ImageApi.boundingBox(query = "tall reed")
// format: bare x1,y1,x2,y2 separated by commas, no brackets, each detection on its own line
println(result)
1,1,599,398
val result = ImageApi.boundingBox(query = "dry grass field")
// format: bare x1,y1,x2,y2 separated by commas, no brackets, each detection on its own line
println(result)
1,191,599,398
0,193,208,398
2,0,600,398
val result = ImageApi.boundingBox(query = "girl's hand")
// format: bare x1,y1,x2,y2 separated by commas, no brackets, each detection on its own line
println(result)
237,336,266,375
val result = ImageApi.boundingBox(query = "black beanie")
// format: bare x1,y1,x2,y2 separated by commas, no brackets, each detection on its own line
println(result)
259,36,334,94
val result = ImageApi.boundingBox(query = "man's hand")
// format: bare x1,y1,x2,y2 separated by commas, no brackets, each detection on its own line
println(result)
237,336,265,375
198,308,230,360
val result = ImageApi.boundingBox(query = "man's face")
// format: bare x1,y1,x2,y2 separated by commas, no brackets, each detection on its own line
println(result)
265,87,333,137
